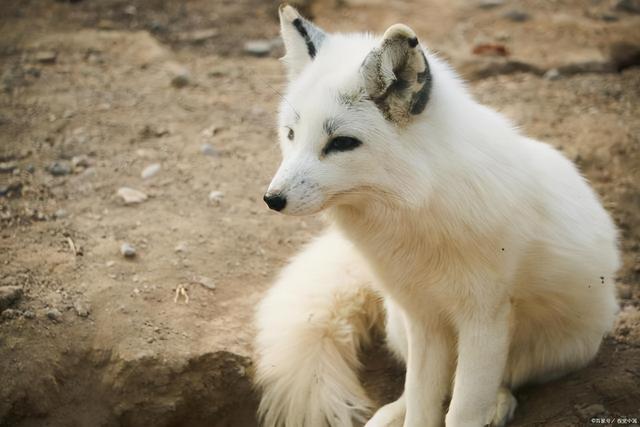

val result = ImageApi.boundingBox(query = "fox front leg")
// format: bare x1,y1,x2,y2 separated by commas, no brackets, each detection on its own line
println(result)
445,302,512,427
403,312,453,427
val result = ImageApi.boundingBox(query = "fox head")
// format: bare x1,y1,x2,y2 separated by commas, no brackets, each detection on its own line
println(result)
264,5,438,216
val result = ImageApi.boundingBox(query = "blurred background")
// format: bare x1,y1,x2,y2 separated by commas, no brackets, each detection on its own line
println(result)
0,0,639,426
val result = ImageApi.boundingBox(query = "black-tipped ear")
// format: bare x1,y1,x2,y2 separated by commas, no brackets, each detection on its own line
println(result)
279,4,327,79
360,24,431,125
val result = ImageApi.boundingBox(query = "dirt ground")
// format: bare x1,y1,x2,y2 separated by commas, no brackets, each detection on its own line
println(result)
0,0,639,426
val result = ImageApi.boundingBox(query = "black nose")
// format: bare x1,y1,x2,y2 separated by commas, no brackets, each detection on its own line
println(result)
263,193,287,212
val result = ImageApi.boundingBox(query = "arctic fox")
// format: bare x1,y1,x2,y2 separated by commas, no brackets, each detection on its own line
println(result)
254,5,619,427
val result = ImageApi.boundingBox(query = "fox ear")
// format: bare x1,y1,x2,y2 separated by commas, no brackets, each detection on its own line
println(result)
360,24,432,125
279,4,327,79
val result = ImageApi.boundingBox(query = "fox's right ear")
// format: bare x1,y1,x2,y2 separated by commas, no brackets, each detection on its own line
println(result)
279,4,327,79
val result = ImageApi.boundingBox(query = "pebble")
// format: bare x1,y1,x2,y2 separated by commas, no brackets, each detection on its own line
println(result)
0,161,17,173
1,308,20,320
54,208,68,219
35,51,57,64
615,0,640,13
193,275,216,290
46,308,62,322
120,242,137,258
0,285,23,311
503,10,530,22
478,0,504,9
174,241,188,253
166,62,192,88
244,40,272,57
208,190,224,204
200,143,218,156
23,310,35,319
543,68,561,80
71,154,91,169
117,187,148,204
73,300,91,317
48,161,72,176
177,29,218,44
141,163,161,179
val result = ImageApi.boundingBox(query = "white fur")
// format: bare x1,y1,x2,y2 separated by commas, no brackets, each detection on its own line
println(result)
255,7,619,427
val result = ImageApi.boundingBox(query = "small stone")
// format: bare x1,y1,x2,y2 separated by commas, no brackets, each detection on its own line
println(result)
166,62,192,88
124,5,137,15
193,275,216,290
23,310,35,319
54,208,68,219
48,161,72,176
106,260,115,267
46,308,62,322
1,308,20,320
174,241,188,253
120,242,136,258
0,161,17,173
208,190,224,204
177,29,218,44
141,163,161,179
73,300,91,317
71,154,91,169
244,40,272,57
503,10,530,22
200,143,218,157
543,68,561,80
615,0,640,13
117,187,148,204
35,51,57,64
0,285,23,311
0,181,23,197
478,0,504,9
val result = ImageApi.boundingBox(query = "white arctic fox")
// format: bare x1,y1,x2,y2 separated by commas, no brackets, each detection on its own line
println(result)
254,5,620,427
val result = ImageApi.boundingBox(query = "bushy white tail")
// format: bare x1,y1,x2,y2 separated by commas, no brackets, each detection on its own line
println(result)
254,229,384,427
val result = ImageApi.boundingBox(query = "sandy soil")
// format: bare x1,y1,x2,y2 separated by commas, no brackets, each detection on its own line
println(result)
0,0,639,426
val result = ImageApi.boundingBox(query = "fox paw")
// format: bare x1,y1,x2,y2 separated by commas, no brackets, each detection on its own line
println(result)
489,387,517,427
365,395,405,427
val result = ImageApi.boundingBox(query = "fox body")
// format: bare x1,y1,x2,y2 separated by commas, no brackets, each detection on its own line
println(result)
255,6,619,427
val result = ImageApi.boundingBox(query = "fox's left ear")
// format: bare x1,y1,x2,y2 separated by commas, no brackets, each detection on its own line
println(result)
279,4,327,79
361,24,432,125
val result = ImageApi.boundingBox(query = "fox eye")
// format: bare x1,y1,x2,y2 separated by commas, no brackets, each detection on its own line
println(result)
322,136,362,156
287,128,294,140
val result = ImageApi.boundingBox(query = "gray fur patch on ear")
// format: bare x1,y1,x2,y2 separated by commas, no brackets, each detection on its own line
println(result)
361,26,431,125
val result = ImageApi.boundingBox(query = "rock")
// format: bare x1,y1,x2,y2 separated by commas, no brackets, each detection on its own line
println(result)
200,143,218,157
73,300,91,317
0,161,17,173
193,275,216,290
0,285,23,311
543,68,560,80
472,43,509,57
71,154,91,169
140,124,170,138
174,241,188,253
208,190,224,204
176,29,218,44
503,10,530,22
244,40,272,57
0,181,22,197
35,51,57,64
615,0,640,13
22,310,35,319
478,0,504,9
46,308,63,322
1,308,20,320
54,208,68,219
117,187,148,204
120,242,137,258
48,160,72,176
166,62,192,88
141,163,161,179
